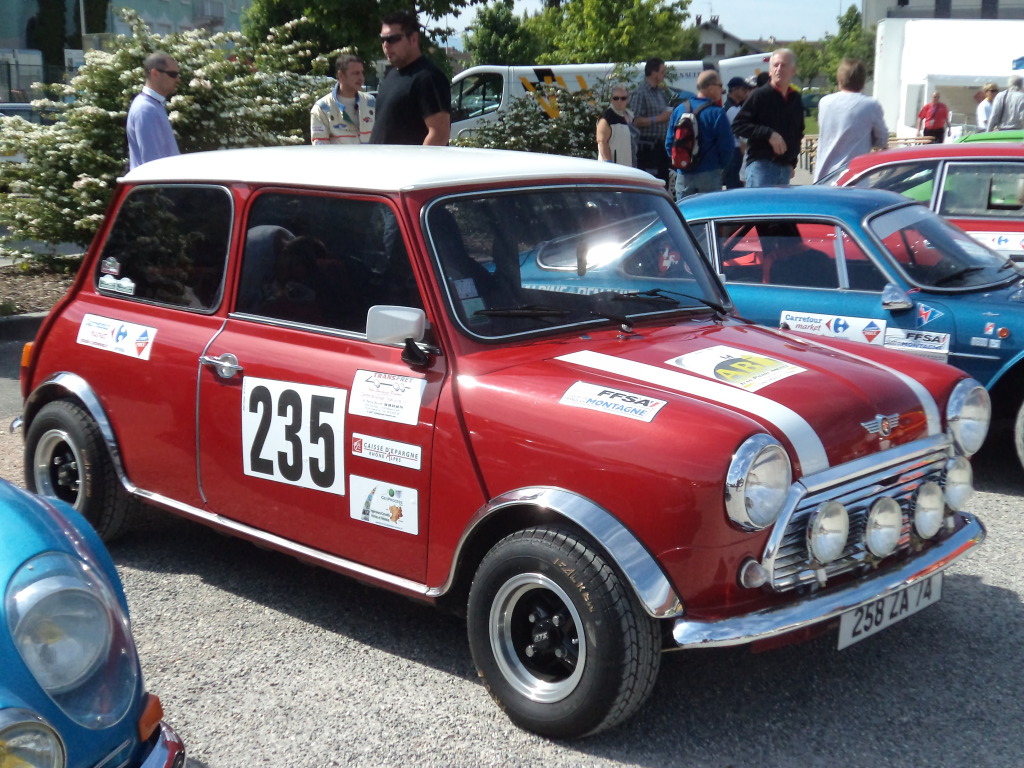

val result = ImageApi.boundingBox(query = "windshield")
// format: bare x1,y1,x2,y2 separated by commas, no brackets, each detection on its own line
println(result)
425,187,727,339
869,204,1016,290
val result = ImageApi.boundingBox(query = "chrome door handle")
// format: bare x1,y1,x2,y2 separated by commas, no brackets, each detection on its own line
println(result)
200,352,243,379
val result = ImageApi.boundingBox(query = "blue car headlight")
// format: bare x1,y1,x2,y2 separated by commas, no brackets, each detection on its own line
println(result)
0,709,65,768
5,552,140,729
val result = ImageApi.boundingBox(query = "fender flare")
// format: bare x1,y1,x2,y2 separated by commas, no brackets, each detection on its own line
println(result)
431,486,683,619
23,372,136,493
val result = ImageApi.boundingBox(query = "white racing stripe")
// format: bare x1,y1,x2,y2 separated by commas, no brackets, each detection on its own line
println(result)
772,330,941,435
556,350,830,474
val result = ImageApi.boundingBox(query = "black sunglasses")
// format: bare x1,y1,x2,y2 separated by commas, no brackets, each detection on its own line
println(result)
611,96,628,101
157,68,181,79
380,33,407,44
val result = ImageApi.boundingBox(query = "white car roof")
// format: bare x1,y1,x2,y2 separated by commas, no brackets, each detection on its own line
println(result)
122,145,664,193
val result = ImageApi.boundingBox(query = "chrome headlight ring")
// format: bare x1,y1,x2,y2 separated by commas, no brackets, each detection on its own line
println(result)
725,434,793,531
946,379,990,456
5,552,140,729
0,709,66,768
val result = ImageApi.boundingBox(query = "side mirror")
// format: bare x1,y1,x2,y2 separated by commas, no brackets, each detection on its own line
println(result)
880,283,913,311
366,305,426,345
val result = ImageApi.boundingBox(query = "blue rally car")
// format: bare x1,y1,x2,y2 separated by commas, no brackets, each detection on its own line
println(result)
0,479,184,767
678,186,1024,468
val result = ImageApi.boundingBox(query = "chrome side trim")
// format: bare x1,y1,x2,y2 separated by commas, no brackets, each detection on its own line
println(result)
428,487,684,619
134,489,432,598
671,511,984,649
23,372,137,494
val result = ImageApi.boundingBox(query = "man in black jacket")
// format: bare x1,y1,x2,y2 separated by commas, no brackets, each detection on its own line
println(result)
731,48,804,187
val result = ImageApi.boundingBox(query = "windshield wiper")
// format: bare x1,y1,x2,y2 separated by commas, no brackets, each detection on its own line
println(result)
475,305,570,317
932,266,987,287
613,288,729,317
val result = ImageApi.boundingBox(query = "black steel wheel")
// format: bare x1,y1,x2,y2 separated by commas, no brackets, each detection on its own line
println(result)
467,527,661,739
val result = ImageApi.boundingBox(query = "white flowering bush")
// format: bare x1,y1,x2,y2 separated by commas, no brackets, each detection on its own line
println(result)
0,11,333,259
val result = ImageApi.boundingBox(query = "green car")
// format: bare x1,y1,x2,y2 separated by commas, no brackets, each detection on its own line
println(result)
957,129,1024,143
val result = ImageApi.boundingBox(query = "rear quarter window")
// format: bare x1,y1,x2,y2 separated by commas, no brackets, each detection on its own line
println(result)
96,185,231,310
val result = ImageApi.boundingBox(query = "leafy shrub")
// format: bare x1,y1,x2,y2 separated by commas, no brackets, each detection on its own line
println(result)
0,11,333,257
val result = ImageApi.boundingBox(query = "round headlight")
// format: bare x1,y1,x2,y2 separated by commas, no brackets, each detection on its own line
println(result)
946,379,990,456
725,434,792,530
914,480,945,539
944,456,974,511
5,552,139,729
0,710,65,768
807,501,850,564
865,496,903,558
12,577,112,694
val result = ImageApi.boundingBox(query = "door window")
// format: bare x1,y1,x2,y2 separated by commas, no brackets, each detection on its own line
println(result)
236,192,422,333
852,161,938,204
95,185,231,310
938,162,1024,218
451,72,504,122
714,219,840,288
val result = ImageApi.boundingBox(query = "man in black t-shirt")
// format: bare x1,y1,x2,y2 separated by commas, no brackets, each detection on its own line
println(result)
369,11,451,146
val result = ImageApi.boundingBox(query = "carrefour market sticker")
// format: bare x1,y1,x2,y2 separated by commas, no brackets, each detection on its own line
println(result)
349,370,425,426
559,381,667,422
349,475,419,535
667,345,805,391
968,231,1024,253
241,377,347,496
884,329,950,362
351,433,422,470
76,313,156,360
780,310,885,345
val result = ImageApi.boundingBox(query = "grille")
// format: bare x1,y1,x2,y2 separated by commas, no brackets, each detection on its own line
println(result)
764,445,950,592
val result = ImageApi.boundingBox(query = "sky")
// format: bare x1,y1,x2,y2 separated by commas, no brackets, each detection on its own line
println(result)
445,0,846,46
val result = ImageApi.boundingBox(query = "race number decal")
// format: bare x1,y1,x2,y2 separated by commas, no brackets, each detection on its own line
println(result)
241,377,347,496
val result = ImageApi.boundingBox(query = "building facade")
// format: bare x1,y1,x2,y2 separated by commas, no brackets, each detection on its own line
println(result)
863,0,1024,25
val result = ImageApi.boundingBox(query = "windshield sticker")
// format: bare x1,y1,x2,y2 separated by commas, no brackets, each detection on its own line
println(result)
780,310,885,345
559,382,667,422
884,329,950,361
76,314,156,360
349,370,426,426
667,345,806,392
99,256,121,276
351,433,422,470
916,303,945,328
349,475,419,535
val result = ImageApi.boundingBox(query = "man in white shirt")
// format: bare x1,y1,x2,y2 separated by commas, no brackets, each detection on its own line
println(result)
976,83,998,130
311,53,376,144
126,51,181,169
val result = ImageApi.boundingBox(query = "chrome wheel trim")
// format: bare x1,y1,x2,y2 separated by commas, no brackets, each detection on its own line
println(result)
33,428,83,509
488,572,586,704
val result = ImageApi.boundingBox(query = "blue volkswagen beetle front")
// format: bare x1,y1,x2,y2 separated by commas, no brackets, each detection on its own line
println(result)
0,479,183,768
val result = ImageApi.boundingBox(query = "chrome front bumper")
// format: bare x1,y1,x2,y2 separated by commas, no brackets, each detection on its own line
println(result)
141,721,186,768
671,511,985,649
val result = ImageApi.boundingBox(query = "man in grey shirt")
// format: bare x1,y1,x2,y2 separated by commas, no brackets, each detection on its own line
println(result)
987,75,1024,131
813,58,888,182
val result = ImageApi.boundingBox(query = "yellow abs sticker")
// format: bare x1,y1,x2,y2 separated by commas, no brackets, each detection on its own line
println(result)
667,345,806,391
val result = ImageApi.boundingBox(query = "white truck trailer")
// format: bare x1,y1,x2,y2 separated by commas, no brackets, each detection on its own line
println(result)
873,18,1024,139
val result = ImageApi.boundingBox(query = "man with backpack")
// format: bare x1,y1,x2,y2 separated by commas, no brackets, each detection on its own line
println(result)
664,70,734,201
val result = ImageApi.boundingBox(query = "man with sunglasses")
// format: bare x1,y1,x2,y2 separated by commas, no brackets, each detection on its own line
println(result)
369,11,450,146
126,51,181,169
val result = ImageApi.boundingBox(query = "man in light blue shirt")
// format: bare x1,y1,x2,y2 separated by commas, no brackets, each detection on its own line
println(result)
126,51,181,169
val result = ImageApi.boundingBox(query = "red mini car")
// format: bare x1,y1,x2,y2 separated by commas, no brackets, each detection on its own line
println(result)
831,142,1024,259
17,146,988,738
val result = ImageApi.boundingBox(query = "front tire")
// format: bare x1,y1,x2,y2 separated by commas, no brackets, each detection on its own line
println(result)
24,400,135,541
467,527,661,739
1014,398,1024,473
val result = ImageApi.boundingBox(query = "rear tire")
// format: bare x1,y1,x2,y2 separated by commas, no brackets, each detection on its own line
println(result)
467,527,661,739
25,400,135,541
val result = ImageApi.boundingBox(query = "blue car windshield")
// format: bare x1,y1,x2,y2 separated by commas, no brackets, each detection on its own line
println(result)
869,205,1018,291
425,187,727,339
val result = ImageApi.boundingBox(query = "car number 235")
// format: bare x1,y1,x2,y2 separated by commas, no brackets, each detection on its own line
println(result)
241,377,348,496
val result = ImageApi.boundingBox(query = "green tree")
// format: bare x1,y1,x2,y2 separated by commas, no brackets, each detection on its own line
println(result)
789,40,825,88
520,0,691,64
0,11,333,256
823,5,875,85
243,0,484,83
465,0,542,66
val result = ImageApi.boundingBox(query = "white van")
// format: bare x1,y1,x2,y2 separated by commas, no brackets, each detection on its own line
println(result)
449,54,772,141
